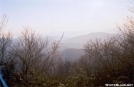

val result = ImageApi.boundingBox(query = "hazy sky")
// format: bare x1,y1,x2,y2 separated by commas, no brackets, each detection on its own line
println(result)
0,0,132,37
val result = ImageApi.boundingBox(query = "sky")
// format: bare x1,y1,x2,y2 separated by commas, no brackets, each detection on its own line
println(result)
0,0,133,37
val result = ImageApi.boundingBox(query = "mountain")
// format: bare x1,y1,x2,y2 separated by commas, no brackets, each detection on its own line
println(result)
59,32,115,61
64,32,112,43
61,48,85,61
60,32,114,49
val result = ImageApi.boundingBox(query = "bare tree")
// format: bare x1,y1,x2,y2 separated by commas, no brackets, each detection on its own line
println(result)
0,15,8,32
11,28,61,85
0,15,15,86
79,16,134,85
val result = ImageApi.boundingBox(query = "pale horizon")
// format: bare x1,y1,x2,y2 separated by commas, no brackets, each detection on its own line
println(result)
0,0,133,37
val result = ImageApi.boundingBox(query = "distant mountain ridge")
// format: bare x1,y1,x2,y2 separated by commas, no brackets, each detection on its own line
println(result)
60,32,114,49
64,32,113,44
59,32,115,61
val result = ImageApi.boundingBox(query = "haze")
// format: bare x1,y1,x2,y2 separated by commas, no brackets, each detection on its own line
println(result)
0,0,132,37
